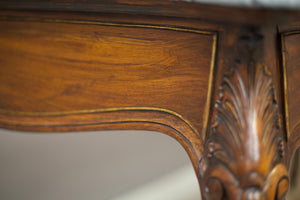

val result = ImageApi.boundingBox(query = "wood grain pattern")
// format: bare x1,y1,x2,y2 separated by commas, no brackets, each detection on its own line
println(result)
281,31,300,162
281,30,300,199
1,1,300,200
0,19,215,136
0,17,217,183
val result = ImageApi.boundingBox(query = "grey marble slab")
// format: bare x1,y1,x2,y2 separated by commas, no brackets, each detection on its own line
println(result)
183,0,300,9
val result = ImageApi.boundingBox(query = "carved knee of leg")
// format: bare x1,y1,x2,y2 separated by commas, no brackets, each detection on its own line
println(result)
202,66,289,200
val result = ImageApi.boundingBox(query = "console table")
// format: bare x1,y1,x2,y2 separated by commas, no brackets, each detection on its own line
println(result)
1,1,300,199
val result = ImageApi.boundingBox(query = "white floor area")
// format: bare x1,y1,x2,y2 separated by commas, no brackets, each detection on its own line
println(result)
0,129,200,200
1,128,299,200
112,164,200,200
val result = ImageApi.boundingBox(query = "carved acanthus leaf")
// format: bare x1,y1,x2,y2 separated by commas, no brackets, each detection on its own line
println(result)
209,65,282,169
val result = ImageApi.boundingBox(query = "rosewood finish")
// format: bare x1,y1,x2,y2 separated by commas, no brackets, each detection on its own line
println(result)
1,1,300,199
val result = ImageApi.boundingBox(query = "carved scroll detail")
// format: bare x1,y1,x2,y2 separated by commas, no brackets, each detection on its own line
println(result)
203,65,288,200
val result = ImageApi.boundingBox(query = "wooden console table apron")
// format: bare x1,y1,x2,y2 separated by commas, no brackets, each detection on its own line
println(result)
1,1,300,199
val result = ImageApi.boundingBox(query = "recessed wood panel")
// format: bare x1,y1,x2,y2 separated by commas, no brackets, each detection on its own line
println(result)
282,32,300,137
0,19,215,133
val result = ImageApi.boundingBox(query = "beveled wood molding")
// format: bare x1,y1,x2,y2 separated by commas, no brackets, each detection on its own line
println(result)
0,107,205,177
0,15,218,181
280,31,300,164
1,0,300,25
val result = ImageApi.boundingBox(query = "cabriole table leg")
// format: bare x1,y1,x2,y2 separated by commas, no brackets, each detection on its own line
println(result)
199,26,290,200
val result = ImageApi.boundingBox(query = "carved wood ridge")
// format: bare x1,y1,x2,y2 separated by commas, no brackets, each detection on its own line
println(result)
204,65,288,200
203,28,289,200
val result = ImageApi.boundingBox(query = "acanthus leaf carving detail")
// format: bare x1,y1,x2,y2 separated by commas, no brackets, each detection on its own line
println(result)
203,64,288,200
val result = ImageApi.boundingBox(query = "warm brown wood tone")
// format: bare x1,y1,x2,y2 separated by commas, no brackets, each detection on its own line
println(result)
204,22,300,198
0,16,216,181
204,27,288,200
0,20,214,134
281,32,300,161
1,1,300,200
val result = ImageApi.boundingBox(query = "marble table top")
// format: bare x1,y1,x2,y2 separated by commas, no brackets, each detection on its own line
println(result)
186,0,300,9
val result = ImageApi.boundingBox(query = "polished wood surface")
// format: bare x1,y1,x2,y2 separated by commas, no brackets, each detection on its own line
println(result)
282,32,300,160
1,1,300,200
0,20,214,131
